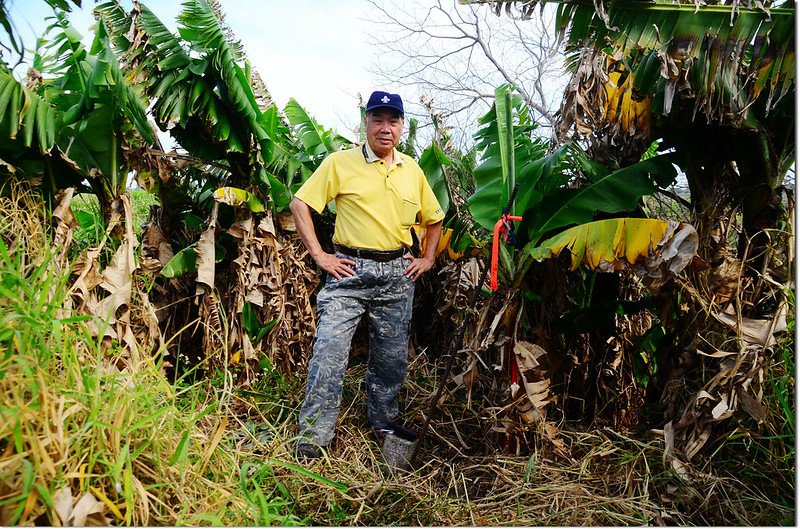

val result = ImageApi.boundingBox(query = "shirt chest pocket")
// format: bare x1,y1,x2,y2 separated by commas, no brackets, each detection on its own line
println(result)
400,198,420,227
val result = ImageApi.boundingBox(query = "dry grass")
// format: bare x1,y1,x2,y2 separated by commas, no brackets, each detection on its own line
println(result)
235,347,794,526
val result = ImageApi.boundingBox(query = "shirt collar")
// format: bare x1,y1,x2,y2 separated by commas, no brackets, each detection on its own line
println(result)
362,142,404,165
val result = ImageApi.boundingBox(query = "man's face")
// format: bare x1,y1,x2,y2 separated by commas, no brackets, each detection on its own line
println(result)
365,109,404,158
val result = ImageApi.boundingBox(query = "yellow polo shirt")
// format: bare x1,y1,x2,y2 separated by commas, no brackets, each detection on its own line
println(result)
294,143,444,250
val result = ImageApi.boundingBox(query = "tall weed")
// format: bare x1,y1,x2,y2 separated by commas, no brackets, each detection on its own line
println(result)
0,189,303,525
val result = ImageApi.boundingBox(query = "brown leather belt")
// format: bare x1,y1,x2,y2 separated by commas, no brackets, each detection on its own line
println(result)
335,245,408,262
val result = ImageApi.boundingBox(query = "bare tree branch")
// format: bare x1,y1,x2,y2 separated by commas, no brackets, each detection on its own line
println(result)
365,0,565,148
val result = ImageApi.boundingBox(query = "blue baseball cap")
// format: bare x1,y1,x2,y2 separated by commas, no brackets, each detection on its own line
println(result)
365,91,404,115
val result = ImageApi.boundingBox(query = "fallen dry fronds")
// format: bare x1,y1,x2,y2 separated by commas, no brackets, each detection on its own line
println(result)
225,343,793,526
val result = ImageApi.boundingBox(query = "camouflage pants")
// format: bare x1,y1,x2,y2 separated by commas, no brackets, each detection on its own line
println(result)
298,254,415,447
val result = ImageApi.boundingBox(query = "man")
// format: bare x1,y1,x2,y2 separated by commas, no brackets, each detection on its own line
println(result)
289,90,444,460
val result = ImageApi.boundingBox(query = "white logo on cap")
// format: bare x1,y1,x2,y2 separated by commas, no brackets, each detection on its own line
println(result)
381,96,390,103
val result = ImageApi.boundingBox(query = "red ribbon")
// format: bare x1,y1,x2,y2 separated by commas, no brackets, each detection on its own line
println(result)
490,213,522,291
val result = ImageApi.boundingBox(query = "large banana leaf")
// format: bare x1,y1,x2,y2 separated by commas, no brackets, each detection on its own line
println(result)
467,94,552,232
494,85,515,211
525,152,679,244
417,143,452,215
528,217,698,278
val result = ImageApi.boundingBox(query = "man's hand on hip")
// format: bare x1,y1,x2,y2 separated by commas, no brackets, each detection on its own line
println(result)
314,252,356,280
403,254,435,282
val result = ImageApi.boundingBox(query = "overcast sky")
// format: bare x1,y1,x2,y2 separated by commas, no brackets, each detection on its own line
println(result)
10,0,395,141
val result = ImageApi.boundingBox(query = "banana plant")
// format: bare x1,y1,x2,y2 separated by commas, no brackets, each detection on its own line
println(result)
467,86,684,287
56,17,154,216
95,0,282,265
417,142,452,218
0,10,155,223
469,0,795,273
462,85,695,437
94,0,344,376
468,0,793,455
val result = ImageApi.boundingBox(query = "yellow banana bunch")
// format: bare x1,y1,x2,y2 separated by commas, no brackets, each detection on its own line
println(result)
603,69,626,123
602,69,652,135
416,225,474,261
619,77,635,131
